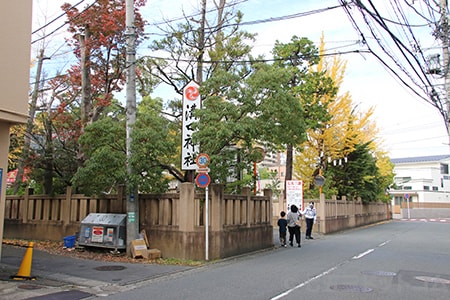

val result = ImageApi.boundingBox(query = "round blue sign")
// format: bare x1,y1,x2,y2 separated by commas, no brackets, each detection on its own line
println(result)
195,173,211,188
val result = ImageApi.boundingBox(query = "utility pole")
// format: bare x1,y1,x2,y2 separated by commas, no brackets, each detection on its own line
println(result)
125,0,139,255
438,0,450,145
13,49,48,194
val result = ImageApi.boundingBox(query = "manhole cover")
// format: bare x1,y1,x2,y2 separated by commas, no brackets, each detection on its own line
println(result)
18,284,43,290
330,285,373,293
361,270,397,277
94,265,126,271
415,276,450,285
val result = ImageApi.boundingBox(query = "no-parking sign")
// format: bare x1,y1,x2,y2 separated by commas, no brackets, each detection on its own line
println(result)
196,173,211,188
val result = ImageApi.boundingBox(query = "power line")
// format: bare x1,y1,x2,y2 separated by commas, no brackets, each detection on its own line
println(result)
339,0,445,112
32,0,85,35
31,0,100,45
143,4,342,37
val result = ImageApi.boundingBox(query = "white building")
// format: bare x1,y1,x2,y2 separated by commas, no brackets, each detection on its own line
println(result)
389,154,450,215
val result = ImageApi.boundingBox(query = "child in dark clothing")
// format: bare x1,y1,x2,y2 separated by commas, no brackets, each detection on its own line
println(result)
277,211,288,247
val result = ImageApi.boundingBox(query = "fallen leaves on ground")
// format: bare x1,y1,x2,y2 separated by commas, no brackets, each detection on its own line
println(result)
2,239,202,266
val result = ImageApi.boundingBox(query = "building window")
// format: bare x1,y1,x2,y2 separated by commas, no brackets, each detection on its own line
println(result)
423,186,429,191
403,186,412,190
433,186,439,191
441,164,449,174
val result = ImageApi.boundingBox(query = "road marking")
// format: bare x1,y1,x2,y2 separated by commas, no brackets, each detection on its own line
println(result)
378,240,390,247
352,249,374,259
271,240,390,299
270,265,339,300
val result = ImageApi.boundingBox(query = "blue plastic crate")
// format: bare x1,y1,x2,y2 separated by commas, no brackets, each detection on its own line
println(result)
63,235,76,248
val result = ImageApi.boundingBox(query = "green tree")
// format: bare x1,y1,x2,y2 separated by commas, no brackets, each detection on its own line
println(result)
140,0,256,183
17,1,148,194
194,62,304,189
271,36,336,184
73,97,176,195
324,143,387,201
294,36,393,200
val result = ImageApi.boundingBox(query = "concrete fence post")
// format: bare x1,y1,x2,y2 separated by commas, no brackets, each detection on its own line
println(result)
210,184,223,231
178,183,195,232
264,189,273,223
22,187,32,224
242,187,251,227
62,186,72,226
332,195,337,218
319,193,326,234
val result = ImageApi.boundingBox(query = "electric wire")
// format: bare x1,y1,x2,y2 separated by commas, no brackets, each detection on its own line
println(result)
31,0,100,45
32,0,85,35
340,0,446,115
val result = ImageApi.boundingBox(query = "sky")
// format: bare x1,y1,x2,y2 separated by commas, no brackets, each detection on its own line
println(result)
31,0,450,159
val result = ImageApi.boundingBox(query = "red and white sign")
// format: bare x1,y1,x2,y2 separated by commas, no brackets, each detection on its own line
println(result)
181,80,201,170
91,226,104,243
286,180,304,211
6,168,30,184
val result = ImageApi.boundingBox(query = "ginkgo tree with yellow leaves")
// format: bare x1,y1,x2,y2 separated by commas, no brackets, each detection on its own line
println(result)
294,36,394,201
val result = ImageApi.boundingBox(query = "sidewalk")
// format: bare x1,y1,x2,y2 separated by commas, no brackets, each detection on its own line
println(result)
0,244,192,300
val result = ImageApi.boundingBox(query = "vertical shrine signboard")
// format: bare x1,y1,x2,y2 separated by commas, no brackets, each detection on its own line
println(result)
286,180,304,211
182,80,201,170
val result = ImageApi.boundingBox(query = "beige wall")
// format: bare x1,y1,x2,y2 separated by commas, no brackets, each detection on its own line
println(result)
0,2,32,123
0,2,33,259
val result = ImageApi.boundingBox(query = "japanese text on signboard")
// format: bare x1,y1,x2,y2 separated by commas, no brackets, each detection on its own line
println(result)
286,180,304,211
182,81,200,170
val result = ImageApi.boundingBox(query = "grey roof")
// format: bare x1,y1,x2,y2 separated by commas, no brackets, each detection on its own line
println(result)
391,154,450,164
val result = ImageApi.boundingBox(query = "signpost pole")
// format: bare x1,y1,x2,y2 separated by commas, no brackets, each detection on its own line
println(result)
195,153,211,261
405,194,410,219
403,194,411,219
205,186,209,261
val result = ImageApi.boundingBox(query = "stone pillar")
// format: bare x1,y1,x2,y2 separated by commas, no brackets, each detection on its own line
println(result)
62,186,72,226
318,193,326,234
242,187,251,227
332,195,337,218
210,184,223,231
22,187,33,224
178,183,195,232
264,189,273,223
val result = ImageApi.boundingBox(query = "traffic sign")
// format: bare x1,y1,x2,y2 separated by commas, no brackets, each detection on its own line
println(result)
196,153,210,168
195,173,211,188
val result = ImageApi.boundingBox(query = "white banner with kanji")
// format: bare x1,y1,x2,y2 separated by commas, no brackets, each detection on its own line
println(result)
181,80,200,170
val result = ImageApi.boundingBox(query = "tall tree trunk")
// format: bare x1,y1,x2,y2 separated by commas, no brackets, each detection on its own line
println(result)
78,26,92,165
285,144,293,181
13,49,46,193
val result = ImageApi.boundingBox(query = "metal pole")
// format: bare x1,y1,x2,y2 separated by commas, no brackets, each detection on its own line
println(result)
438,0,450,144
205,186,209,261
125,0,138,255
407,197,410,219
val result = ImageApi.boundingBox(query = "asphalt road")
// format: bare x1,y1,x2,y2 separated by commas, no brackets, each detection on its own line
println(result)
96,220,450,300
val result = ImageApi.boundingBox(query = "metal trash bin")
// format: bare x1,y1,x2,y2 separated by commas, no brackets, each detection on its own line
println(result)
78,213,126,250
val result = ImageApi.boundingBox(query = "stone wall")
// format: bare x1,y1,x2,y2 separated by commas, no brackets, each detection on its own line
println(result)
4,184,273,261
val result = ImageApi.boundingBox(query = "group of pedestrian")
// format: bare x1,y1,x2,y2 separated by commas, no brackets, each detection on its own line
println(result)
277,202,316,248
